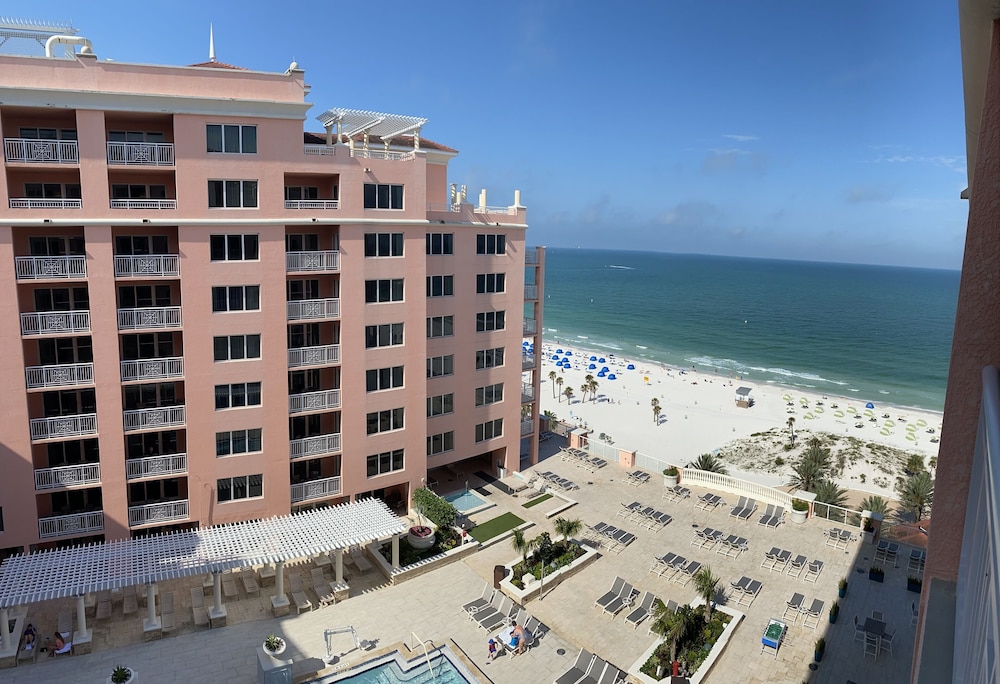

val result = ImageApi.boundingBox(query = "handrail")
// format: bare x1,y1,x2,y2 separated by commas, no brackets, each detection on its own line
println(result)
408,632,434,678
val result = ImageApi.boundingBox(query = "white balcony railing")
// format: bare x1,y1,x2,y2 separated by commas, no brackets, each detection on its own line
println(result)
25,362,95,389
473,205,517,215
289,389,341,414
38,511,104,539
289,433,342,460
21,311,91,336
522,384,535,402
128,500,189,527
521,419,534,436
304,144,338,156
288,345,341,368
106,141,175,166
15,255,87,280
10,198,82,209
285,200,339,210
110,199,177,210
287,298,340,321
286,250,340,272
120,357,184,382
5,138,79,164
126,453,188,480
34,463,101,490
291,476,342,503
350,148,414,161
123,405,185,432
524,284,538,300
523,318,537,335
525,249,540,265
114,254,180,278
30,413,98,441
522,355,536,371
117,306,182,330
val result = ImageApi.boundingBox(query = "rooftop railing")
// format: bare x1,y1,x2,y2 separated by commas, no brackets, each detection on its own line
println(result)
350,148,414,161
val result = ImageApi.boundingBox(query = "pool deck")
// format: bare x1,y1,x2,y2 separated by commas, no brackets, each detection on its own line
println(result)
2,448,920,684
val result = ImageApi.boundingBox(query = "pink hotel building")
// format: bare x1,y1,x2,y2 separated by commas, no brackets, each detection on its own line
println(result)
0,37,545,556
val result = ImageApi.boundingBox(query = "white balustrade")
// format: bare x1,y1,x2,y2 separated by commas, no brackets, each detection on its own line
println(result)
9,198,82,209
350,148,414,161
284,200,339,210
128,500,189,527
15,255,87,280
114,254,180,278
524,284,538,300
110,199,176,210
523,318,537,334
426,202,461,213
20,311,91,336
120,357,184,382
303,144,338,156
288,389,341,414
106,141,174,166
30,413,98,441
126,453,188,480
38,511,104,539
5,138,79,163
473,205,517,215
666,468,794,508
117,306,182,330
287,298,340,321
123,405,185,432
286,250,340,272
34,463,101,490
291,476,342,503
25,362,95,389
287,345,340,368
289,433,342,460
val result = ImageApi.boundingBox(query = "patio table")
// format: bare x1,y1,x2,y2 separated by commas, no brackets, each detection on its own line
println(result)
864,618,886,638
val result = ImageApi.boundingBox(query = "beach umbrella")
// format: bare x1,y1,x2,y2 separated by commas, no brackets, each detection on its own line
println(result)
598,358,606,363
551,355,559,360
601,366,609,373
866,402,875,409
588,364,597,370
608,373,617,380
627,364,635,370
566,351,573,356
597,371,606,377
590,355,597,361
556,348,563,354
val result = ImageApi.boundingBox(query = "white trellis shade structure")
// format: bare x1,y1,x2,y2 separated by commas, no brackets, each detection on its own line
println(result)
315,107,427,143
0,498,406,607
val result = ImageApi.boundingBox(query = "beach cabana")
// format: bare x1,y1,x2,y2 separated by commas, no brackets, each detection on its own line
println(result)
599,357,606,363
627,363,635,370
608,373,617,380
735,386,753,408
589,364,597,370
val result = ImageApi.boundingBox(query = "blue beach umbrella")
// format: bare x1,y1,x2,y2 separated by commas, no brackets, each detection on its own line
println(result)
556,348,563,354
590,355,597,361
589,364,597,370
608,373,617,380
551,355,559,360
597,371,606,377
598,357,606,363
601,367,610,373
566,351,573,356
865,402,875,409
627,364,635,370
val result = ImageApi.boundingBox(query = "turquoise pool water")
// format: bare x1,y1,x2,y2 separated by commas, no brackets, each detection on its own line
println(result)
309,647,476,683
442,489,487,512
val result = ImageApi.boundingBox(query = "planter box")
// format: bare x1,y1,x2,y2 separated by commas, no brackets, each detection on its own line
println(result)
499,541,599,604
862,530,875,544
663,474,678,488
789,508,808,524
814,650,824,663
369,531,480,585
869,570,885,583
907,581,923,593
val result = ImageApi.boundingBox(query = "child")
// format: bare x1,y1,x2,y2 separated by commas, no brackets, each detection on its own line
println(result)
486,638,497,663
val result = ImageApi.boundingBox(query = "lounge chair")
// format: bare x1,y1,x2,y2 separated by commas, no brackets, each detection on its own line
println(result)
618,501,641,518
740,579,762,606
160,591,176,633
671,485,691,500
475,593,512,632
601,582,636,617
766,506,786,528
804,559,824,583
729,496,749,518
595,577,627,610
189,586,209,627
771,549,791,572
311,568,336,606
801,598,824,629
783,592,804,621
554,649,596,684
123,585,138,616
610,528,636,552
761,547,780,570
222,572,239,599
649,552,678,576
624,591,657,628
650,510,672,529
786,554,807,578
95,591,112,620
463,585,495,615
597,663,626,684
241,568,260,597
757,504,776,526
288,573,313,613
674,560,702,586
738,498,758,520
523,615,544,648
349,546,373,573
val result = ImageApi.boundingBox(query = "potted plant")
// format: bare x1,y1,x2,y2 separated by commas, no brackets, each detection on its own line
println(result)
828,601,839,624
663,466,679,488
862,517,876,544
109,665,136,684
263,633,286,657
407,525,436,550
838,577,848,598
790,498,808,524
907,575,923,593
868,566,885,583
814,637,825,663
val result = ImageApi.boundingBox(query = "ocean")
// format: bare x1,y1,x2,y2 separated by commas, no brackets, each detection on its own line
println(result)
535,249,960,412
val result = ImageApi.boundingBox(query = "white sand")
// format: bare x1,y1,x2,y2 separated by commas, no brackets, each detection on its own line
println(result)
535,343,942,501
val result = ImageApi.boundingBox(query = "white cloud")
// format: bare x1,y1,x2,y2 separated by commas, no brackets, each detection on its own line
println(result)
723,134,760,142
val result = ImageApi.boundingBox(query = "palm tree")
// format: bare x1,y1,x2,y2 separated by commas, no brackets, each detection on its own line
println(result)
859,495,891,517
511,528,536,570
652,398,662,425
548,370,557,398
786,417,796,447
897,471,934,520
813,479,849,508
693,566,720,623
787,443,832,492
555,376,564,400
904,453,926,476
690,453,728,475
580,384,589,403
563,387,574,404
649,600,693,672
553,517,582,551
588,379,599,402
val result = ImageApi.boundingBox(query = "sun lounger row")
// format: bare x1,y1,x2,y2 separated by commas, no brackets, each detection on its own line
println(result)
537,471,580,491
825,527,854,549
728,575,763,607
462,585,546,648
714,534,748,558
585,522,637,553
691,527,724,549
696,492,725,510
616,501,673,530
662,484,691,502
624,470,650,486
560,447,608,472
757,503,786,528
554,649,627,684
761,547,792,572
647,552,702,585
782,592,824,629
594,576,639,617
729,496,758,520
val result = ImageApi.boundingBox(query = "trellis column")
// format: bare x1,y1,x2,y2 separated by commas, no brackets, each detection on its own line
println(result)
73,593,93,653
391,535,400,570
143,582,160,638
334,549,344,584
271,561,290,617
208,572,227,627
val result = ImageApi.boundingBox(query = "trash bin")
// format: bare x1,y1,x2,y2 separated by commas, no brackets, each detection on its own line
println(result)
493,565,507,589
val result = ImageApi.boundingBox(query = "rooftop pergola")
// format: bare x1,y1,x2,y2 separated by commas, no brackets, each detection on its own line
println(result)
315,107,427,153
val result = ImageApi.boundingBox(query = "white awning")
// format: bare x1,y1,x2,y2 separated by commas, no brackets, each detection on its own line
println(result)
315,107,427,140
0,498,406,607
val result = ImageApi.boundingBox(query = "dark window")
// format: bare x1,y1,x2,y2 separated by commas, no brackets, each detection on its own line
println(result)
363,183,403,209
364,233,404,257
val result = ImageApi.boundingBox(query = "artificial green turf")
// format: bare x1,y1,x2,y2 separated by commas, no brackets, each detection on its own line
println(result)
469,512,526,542
522,493,554,509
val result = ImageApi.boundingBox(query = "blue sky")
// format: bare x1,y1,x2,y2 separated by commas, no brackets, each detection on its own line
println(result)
21,1,968,269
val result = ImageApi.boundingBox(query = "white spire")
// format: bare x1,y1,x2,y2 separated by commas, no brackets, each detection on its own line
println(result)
209,23,215,62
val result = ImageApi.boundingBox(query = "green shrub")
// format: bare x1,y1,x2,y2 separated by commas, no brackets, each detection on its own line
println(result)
774,456,785,466
412,487,457,528
663,466,679,477
792,498,809,512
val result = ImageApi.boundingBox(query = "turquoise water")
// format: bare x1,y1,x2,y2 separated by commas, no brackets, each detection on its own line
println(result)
538,249,960,411
311,651,471,683
442,490,487,512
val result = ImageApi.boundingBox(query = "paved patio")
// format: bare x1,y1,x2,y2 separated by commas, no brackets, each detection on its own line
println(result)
2,449,919,684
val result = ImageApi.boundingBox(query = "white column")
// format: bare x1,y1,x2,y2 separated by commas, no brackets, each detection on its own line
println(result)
212,572,222,613
324,123,334,147
0,607,7,651
276,561,285,596
76,594,87,635
335,549,344,584
146,583,157,624
391,535,400,570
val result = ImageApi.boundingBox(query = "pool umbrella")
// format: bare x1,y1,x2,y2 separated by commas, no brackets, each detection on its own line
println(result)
866,402,875,409
597,371,606,377
566,351,573,356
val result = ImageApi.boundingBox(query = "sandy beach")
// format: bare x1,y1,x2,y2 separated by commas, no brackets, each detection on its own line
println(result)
534,342,942,502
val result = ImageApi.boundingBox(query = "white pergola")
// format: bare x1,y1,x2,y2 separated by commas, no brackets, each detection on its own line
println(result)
315,107,427,153
0,499,407,651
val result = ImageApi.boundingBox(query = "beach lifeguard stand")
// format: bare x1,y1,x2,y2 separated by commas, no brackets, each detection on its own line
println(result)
735,386,753,408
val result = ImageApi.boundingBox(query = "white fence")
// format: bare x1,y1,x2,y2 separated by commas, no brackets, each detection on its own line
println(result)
123,406,185,432
286,251,340,272
25,362,95,389
5,138,78,163
678,469,794,508
287,298,340,321
21,311,91,336
285,200,339,210
117,307,182,330
126,453,188,480
290,433,341,460
106,141,174,166
114,254,180,278
15,255,87,280
110,199,176,210
288,345,341,368
30,413,98,441
291,476,342,503
289,389,341,414
38,511,104,539
350,148,414,161
128,500,189,527
10,198,82,209
120,357,184,382
34,463,101,490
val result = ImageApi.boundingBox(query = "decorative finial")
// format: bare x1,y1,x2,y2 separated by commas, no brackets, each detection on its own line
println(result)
209,23,215,62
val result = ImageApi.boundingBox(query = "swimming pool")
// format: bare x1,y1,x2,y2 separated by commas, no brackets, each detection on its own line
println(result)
442,489,488,513
309,645,478,683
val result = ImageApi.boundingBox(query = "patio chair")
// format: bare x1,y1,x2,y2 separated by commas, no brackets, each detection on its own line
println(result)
474,593,511,632
838,529,854,548
189,587,209,627
825,528,841,548
738,498,758,520
761,547,780,570
554,649,596,684
908,549,925,575
241,568,260,597
588,456,608,470
740,580,762,607
634,506,655,523
757,504,776,527
651,510,672,529
601,582,636,617
618,501,641,518
802,598,824,630
624,591,657,628
773,549,791,572
222,572,239,599
463,585,495,615
696,492,714,509
871,610,884,621
595,577,627,610
729,496,748,518
672,485,691,499
730,575,751,592
717,534,738,556
649,552,678,576
95,590,112,620
880,626,895,655
611,529,636,551
311,568,336,606
804,559,824,583
160,591,176,633
783,592,804,622
786,554,807,578
766,506,785,528
349,546,373,573
864,633,880,661
674,560,702,586
853,615,866,643
523,615,544,647
288,573,313,614
726,537,748,559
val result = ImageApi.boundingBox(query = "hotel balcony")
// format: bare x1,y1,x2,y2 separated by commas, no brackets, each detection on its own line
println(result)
38,511,104,539
9,198,82,209
123,405,185,432
110,199,176,210
114,254,180,278
25,362,95,390
290,476,342,504
106,141,174,166
522,355,536,371
288,344,340,369
30,413,98,442
287,298,340,321
117,306,182,330
521,383,535,403
15,255,87,280
289,389,341,415
120,357,184,383
128,500,189,528
21,310,91,336
521,419,534,436
524,284,538,301
523,318,537,335
350,148,414,162
126,453,188,480
290,433,342,460
525,251,540,265
303,144,338,156
4,138,79,164
286,250,340,273
34,463,101,491
284,200,339,210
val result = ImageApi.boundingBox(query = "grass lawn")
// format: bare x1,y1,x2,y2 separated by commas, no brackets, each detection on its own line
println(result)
469,512,525,543
522,493,553,509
